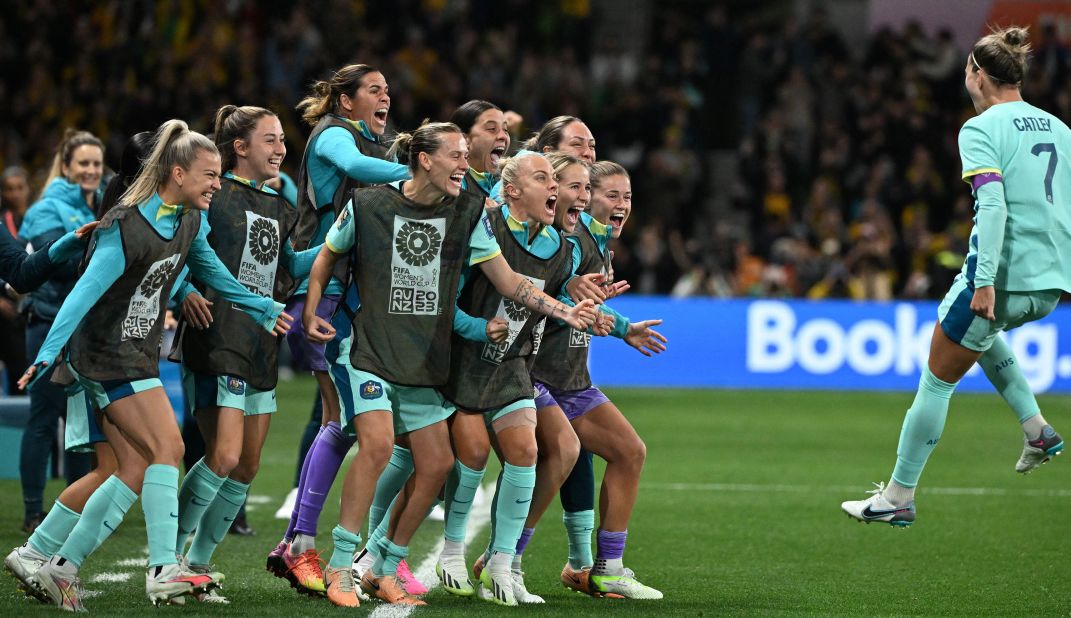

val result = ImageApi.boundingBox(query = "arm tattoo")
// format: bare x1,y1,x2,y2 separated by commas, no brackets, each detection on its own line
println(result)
513,278,566,318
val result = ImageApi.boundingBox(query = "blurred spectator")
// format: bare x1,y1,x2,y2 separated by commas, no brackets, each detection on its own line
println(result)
0,1,1068,300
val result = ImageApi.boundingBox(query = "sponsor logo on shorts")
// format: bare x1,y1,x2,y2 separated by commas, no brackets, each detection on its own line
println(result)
360,380,384,400
227,376,246,395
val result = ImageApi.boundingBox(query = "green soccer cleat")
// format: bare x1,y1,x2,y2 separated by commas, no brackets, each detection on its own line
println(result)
590,567,663,600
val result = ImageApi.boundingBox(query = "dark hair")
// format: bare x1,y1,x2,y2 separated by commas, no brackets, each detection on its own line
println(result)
450,100,501,134
97,131,153,218
971,26,1031,86
214,105,277,172
522,115,581,152
387,122,463,172
297,64,379,126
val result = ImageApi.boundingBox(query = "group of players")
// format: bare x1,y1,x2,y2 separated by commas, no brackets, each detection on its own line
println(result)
1,55,668,611
2,22,1069,613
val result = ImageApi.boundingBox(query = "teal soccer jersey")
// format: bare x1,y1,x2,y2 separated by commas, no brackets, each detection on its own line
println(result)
959,100,1071,292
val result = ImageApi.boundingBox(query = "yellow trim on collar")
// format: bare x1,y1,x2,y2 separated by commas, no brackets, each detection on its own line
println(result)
157,201,182,220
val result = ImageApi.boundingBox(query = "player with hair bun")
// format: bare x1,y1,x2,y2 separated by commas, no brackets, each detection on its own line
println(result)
843,26,1070,527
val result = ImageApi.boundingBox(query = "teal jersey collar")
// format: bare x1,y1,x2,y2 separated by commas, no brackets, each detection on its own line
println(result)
224,171,278,195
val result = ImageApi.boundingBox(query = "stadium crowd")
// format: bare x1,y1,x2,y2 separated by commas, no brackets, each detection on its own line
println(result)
2,1,1070,301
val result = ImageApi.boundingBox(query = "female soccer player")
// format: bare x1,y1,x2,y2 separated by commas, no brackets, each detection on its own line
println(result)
18,130,104,533
842,26,1069,526
303,123,596,607
451,99,510,199
17,119,290,610
4,132,150,601
268,64,410,592
490,116,597,202
530,160,666,600
173,105,319,598
430,152,585,607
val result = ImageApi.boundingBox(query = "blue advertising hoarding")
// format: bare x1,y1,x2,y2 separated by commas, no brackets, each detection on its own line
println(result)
588,297,1071,393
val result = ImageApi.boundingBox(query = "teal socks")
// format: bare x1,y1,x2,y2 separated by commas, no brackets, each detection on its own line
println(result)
175,458,226,555
186,478,249,566
563,510,595,569
329,524,363,569
56,476,137,568
978,337,1041,425
490,463,535,555
372,538,408,577
444,460,485,544
143,464,181,568
367,445,413,533
28,501,81,557
891,367,958,488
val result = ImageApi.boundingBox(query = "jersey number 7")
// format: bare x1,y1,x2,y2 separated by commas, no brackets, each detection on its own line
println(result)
1031,142,1057,204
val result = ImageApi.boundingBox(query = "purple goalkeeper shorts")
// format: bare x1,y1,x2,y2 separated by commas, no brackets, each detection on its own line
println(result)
533,381,609,421
284,294,340,372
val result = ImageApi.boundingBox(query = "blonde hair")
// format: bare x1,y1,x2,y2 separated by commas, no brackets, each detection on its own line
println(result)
497,152,544,193
971,26,1031,86
387,121,462,172
588,160,629,189
119,120,217,207
296,64,379,126
39,129,104,199
545,152,585,178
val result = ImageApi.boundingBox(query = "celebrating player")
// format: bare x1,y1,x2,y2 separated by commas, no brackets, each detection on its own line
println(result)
842,26,1069,527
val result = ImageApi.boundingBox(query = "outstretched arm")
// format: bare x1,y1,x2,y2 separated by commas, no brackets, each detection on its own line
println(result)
477,254,597,331
18,226,124,389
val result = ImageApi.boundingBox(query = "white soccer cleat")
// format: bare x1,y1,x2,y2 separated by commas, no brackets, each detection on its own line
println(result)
275,488,298,519
436,553,475,596
590,567,663,600
477,559,517,606
29,559,86,611
183,559,229,604
145,562,222,606
1016,425,1064,474
841,481,916,527
4,543,48,594
510,568,545,603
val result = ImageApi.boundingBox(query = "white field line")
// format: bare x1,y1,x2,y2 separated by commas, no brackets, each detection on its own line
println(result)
246,494,272,505
645,482,1071,498
88,571,133,583
113,557,144,567
369,484,495,618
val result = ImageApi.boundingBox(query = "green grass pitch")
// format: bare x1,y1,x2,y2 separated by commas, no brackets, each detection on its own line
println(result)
0,378,1068,615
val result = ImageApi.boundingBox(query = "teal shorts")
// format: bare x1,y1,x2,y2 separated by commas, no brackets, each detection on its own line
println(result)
68,362,163,411
63,386,102,454
483,398,536,426
181,367,277,416
336,366,454,436
937,275,1061,352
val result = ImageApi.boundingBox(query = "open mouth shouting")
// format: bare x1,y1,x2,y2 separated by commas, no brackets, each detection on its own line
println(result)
489,145,506,170
544,194,558,220
608,211,627,232
372,106,389,130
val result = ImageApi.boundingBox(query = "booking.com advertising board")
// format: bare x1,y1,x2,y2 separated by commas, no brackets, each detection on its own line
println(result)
589,298,1071,393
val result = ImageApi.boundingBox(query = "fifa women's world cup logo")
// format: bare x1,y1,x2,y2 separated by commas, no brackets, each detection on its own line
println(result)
248,217,280,265
390,216,446,315
395,221,442,267
481,276,545,364
123,254,182,340
238,213,281,297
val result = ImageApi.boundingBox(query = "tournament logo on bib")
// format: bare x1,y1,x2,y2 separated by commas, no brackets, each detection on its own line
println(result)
389,215,445,315
238,212,280,297
569,327,591,348
481,276,545,365
531,317,547,354
122,254,181,340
